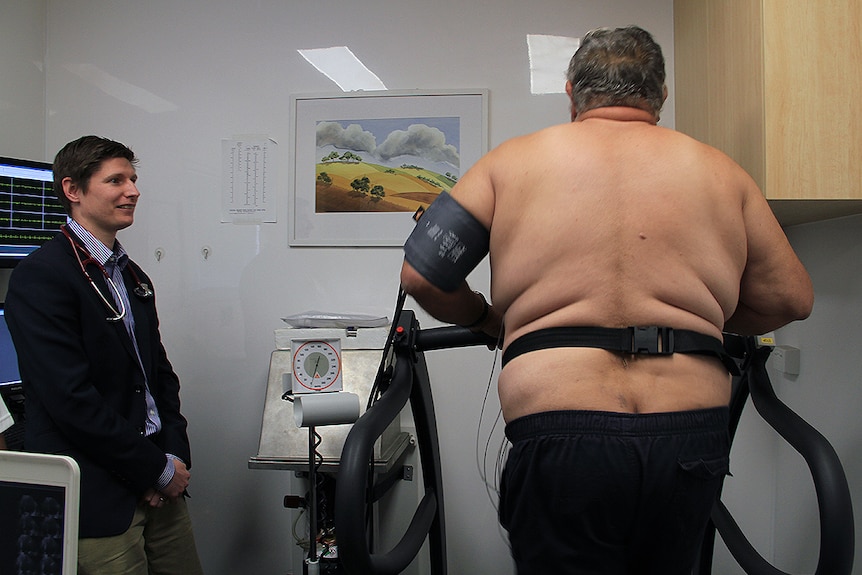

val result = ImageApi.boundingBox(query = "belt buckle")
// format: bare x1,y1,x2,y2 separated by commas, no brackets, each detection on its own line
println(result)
629,326,674,355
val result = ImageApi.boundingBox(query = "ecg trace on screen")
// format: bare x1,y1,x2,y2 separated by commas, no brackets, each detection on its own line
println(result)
0,170,66,257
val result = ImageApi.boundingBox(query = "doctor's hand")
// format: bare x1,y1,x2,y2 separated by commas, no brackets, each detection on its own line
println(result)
160,458,191,501
143,488,170,508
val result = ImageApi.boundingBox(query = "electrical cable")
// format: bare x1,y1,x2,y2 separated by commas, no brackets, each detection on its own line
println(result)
306,426,324,565
313,427,325,531
292,507,309,548
475,332,507,512
366,286,407,410
474,330,514,548
351,285,409,562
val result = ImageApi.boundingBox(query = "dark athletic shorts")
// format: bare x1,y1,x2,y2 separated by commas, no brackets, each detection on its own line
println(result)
499,407,730,575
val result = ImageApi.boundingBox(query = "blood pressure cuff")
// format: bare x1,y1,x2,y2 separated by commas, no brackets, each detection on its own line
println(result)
403,191,489,292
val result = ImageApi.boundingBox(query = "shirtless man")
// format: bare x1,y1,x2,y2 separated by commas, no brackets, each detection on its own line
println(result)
400,26,813,575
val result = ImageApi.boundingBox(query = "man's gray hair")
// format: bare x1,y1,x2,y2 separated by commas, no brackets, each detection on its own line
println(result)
566,26,666,116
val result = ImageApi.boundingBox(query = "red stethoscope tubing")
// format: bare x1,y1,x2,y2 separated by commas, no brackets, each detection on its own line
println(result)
60,225,152,322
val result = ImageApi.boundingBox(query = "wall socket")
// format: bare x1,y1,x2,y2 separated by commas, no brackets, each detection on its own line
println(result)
770,345,800,375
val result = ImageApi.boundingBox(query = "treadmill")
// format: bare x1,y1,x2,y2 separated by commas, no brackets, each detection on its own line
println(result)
335,308,854,575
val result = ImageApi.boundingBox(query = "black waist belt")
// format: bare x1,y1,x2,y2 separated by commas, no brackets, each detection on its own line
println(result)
502,326,739,375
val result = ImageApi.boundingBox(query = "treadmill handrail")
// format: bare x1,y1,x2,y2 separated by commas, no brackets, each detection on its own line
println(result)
712,341,855,575
414,325,498,352
336,315,494,575
336,346,421,575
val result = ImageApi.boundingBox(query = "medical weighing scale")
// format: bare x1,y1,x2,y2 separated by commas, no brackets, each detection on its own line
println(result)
249,326,410,474
249,322,418,575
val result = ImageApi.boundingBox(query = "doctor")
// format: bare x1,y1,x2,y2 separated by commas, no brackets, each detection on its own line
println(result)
5,136,203,575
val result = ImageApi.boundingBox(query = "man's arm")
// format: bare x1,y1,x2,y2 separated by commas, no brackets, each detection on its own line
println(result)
724,184,814,334
400,263,502,337
126,262,191,467
400,156,502,338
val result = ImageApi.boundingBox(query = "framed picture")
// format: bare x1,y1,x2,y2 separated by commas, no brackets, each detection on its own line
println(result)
289,89,488,246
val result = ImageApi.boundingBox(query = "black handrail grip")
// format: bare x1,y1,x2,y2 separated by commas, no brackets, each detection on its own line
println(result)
414,325,497,352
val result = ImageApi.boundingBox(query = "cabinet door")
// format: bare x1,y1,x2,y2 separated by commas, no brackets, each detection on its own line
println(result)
674,0,765,190
763,0,862,201
675,0,862,223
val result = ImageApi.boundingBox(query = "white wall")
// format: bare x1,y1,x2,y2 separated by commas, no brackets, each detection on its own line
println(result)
6,1,860,574
35,2,675,574
0,1,45,161
0,0,46,301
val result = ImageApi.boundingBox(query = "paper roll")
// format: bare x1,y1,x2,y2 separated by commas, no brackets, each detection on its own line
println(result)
293,392,361,427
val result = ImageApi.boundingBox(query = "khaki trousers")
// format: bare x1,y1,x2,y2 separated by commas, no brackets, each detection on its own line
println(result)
77,498,203,575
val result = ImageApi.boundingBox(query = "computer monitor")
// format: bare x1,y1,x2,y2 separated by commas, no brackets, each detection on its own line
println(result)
0,156,66,267
0,304,26,450
0,451,80,575
0,305,21,387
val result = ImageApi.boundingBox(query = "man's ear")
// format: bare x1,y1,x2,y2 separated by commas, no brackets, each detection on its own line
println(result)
62,177,81,206
566,81,577,121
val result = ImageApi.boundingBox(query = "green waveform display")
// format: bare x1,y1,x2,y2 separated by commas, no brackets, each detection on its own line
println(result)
1,174,64,250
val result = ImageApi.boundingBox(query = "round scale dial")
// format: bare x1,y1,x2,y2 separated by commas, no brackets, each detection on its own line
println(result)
292,340,342,392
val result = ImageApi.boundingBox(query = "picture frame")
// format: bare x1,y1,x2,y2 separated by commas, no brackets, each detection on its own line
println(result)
288,89,489,247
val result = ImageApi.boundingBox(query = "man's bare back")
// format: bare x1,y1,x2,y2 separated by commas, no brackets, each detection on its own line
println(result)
409,107,812,421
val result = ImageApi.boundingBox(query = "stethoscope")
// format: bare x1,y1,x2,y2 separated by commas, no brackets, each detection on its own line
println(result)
61,225,154,322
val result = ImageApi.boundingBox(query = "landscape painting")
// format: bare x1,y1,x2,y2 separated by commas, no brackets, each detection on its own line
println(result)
289,90,487,246
314,116,460,214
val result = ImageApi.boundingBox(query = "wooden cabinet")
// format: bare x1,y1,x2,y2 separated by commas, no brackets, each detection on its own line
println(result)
673,0,862,225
